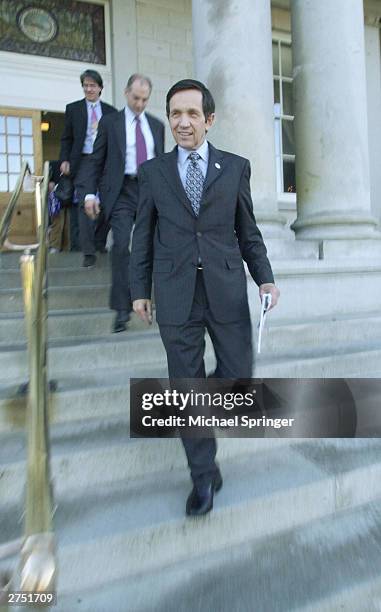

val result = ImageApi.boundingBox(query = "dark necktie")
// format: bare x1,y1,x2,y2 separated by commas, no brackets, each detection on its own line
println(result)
185,152,204,216
135,116,147,168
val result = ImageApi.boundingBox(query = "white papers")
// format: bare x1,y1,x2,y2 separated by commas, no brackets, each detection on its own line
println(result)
257,293,272,354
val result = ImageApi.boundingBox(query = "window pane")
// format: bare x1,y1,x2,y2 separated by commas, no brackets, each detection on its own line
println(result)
8,155,21,173
0,116,5,133
274,102,281,119
0,135,5,153
281,44,292,78
7,135,20,154
0,154,6,172
6,117,20,134
282,120,295,155
272,42,279,75
282,81,293,116
274,117,281,157
0,174,8,191
22,155,34,172
9,174,19,190
273,80,280,104
283,160,296,193
21,118,33,135
21,136,33,154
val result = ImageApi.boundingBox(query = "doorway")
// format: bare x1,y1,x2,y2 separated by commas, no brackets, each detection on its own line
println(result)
0,107,42,244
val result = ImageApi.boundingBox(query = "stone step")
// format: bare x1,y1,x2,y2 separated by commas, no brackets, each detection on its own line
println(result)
0,362,169,433
0,285,110,313
0,267,110,289
256,310,381,356
1,373,379,438
6,439,380,597
0,330,178,382
1,434,301,511
0,326,379,381
253,260,381,321
2,303,381,351
0,251,110,269
265,236,319,260
52,497,381,612
255,344,381,377
0,309,156,343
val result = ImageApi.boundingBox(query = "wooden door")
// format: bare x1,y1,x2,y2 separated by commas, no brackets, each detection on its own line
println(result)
0,107,42,245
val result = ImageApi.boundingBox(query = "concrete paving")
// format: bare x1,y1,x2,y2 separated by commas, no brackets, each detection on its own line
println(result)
55,499,381,612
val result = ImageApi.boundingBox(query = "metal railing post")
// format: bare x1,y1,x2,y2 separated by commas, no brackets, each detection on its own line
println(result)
0,162,57,606
20,166,56,597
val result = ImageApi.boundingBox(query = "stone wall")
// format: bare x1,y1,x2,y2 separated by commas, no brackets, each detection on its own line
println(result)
136,0,193,145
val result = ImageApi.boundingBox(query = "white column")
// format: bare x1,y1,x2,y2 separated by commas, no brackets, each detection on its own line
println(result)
365,22,381,225
192,0,286,237
290,0,379,239
110,0,138,108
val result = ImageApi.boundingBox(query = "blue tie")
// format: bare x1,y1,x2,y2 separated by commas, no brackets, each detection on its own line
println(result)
185,152,204,216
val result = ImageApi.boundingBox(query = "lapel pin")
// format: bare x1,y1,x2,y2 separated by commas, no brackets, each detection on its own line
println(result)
215,162,221,169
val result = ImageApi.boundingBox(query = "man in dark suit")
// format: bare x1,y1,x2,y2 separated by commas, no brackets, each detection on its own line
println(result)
130,79,280,516
60,69,117,263
81,74,165,333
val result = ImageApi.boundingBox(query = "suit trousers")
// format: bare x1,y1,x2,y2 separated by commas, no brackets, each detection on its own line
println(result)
69,205,81,251
158,269,253,486
79,206,109,256
49,208,70,251
109,176,138,312
75,155,108,255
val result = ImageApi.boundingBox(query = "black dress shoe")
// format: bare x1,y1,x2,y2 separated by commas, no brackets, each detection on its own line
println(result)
82,254,96,268
186,472,223,517
112,310,130,333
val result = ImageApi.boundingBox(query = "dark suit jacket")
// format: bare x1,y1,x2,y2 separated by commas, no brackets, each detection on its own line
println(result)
59,98,117,178
130,142,275,325
77,109,165,219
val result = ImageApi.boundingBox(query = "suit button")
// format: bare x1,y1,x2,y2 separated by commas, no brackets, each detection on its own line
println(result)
196,232,202,237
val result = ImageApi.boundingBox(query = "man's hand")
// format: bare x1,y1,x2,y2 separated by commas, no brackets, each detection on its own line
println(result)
133,299,152,325
84,197,100,220
259,283,280,310
60,161,70,175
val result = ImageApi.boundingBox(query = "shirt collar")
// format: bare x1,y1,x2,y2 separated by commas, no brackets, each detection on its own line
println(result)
178,139,209,167
86,99,101,109
125,105,146,125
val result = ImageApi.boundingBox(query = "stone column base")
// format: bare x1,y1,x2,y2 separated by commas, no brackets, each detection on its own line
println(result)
291,211,380,240
318,237,381,260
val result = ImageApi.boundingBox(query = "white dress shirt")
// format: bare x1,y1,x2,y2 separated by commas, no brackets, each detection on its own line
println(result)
177,139,209,189
82,99,102,154
124,106,155,175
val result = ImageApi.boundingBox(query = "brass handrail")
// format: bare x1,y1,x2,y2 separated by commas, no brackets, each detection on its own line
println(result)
0,162,40,252
0,162,56,606
0,161,29,249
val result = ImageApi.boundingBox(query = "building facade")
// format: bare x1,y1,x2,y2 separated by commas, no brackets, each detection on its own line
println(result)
1,0,381,245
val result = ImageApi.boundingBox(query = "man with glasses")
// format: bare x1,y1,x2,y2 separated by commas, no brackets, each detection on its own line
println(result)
59,69,116,264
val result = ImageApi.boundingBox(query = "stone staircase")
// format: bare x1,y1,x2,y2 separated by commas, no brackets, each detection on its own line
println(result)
1,250,381,611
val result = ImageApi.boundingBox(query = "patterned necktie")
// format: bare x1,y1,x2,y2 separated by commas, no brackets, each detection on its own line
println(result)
91,104,98,143
135,116,147,168
185,152,204,216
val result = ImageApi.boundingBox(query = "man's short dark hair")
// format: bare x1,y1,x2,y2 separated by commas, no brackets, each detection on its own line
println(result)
166,79,215,120
80,69,103,89
126,73,153,92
